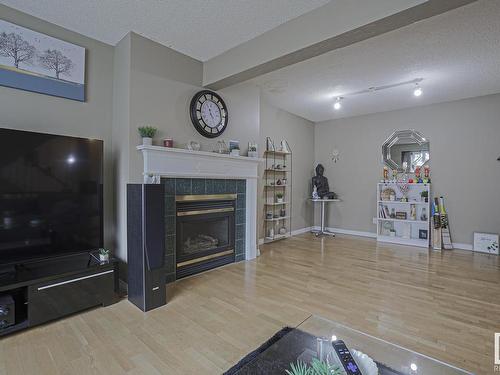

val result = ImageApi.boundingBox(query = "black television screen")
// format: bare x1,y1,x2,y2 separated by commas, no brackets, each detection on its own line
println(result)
0,128,103,265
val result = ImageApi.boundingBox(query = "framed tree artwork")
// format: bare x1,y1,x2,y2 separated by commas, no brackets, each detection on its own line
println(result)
0,19,86,101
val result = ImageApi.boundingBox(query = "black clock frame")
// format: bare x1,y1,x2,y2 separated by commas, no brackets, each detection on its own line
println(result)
189,90,228,138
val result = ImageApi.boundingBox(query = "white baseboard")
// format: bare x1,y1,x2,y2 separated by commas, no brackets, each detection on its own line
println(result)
261,225,474,251
452,242,473,251
259,226,313,245
312,226,377,239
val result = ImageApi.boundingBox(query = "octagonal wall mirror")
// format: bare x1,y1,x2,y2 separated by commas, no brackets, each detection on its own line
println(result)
382,130,429,172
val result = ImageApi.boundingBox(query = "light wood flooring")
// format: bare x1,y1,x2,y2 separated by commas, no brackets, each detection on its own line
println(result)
1,234,499,375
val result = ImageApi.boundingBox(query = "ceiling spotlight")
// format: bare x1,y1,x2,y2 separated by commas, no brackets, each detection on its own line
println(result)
334,97,342,110
67,155,75,164
413,84,423,97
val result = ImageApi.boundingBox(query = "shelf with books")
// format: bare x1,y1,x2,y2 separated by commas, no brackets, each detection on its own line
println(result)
377,182,431,248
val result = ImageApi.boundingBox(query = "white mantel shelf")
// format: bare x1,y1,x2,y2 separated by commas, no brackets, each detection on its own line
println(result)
137,144,263,260
137,145,263,179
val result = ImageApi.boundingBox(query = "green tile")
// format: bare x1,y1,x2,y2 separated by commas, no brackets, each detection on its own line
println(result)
237,180,246,194
176,178,192,194
166,215,176,235
165,234,176,255
165,195,175,215
236,224,245,240
236,209,246,224
163,178,175,195
192,179,205,195
226,179,237,193
236,238,245,255
213,180,226,194
237,194,246,210
165,254,175,274
205,179,215,194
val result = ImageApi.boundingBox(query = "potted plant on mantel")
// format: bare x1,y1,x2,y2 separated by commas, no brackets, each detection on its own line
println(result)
138,126,157,146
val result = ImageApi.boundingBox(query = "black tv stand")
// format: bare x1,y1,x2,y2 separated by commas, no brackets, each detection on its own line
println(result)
0,252,118,337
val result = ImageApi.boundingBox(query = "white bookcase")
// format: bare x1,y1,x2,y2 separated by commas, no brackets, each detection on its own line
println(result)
376,182,431,248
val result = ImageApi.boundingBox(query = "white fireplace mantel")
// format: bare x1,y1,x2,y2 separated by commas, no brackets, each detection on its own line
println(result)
137,145,263,260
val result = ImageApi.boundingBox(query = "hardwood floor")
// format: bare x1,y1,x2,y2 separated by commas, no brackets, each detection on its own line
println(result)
1,234,499,374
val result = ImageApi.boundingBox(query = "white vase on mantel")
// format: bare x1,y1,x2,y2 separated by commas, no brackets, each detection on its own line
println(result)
142,137,152,146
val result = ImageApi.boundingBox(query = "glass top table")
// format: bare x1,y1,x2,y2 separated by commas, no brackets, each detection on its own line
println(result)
231,315,474,375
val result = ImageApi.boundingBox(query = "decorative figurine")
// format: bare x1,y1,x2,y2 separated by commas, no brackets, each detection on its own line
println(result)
312,164,337,199
312,185,320,200
421,207,428,221
392,169,398,182
280,139,291,153
408,178,414,184
383,166,389,182
423,165,431,183
415,166,422,183
410,204,417,220
398,182,410,202
390,208,396,219
268,227,274,237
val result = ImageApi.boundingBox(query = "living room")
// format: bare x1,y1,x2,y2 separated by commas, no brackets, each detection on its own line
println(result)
0,1,499,374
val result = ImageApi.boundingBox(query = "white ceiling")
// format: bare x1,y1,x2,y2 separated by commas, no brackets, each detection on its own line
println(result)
0,0,330,61
252,0,500,122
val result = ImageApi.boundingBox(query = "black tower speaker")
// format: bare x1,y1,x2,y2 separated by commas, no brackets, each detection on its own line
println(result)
127,184,166,311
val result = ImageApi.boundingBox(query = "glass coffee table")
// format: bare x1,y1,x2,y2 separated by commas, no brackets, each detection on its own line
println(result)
230,315,474,374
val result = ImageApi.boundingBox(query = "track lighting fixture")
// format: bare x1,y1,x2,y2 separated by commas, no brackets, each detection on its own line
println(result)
334,97,342,110
413,83,423,97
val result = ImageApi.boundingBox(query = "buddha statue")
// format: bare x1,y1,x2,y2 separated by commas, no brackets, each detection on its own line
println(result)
312,164,337,199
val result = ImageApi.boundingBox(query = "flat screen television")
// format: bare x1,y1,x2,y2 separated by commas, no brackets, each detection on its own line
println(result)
0,128,103,265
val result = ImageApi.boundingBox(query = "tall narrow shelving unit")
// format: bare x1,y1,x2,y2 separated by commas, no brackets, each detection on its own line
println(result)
264,138,292,243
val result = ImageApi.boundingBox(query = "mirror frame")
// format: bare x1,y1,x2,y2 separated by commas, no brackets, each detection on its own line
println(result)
382,130,429,172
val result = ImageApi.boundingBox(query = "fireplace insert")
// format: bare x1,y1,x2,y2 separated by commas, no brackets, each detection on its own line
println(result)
176,194,236,278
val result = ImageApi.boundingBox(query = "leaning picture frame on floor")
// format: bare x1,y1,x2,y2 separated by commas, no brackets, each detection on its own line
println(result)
0,19,86,101
473,232,499,255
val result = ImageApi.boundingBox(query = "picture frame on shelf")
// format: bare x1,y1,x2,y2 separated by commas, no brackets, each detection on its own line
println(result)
229,140,240,156
419,229,428,240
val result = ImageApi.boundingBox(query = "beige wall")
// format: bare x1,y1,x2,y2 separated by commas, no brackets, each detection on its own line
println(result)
259,97,315,238
0,4,115,248
113,33,263,263
314,93,500,246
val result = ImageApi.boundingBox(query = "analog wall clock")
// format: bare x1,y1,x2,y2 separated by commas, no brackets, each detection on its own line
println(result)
190,90,228,138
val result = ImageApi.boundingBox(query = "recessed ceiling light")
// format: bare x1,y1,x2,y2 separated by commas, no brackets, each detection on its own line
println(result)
413,84,423,97
334,97,342,110
410,363,418,371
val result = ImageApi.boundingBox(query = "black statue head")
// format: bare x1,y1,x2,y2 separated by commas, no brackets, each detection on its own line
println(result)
315,164,324,176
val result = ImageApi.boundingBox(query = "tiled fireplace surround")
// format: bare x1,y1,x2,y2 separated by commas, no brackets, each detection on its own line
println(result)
137,145,261,283
163,177,247,283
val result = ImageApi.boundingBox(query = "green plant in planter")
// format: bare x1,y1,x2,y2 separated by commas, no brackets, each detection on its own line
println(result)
276,192,284,199
98,248,110,256
98,248,110,262
286,361,310,375
420,190,429,201
286,358,341,375
138,126,157,138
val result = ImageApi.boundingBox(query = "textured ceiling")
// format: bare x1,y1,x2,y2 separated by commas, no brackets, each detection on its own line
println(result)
0,0,330,61
253,0,500,122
